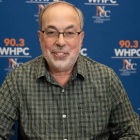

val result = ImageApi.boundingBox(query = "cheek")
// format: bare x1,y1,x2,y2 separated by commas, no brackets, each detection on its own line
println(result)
69,40,82,52
40,39,53,52
69,44,81,57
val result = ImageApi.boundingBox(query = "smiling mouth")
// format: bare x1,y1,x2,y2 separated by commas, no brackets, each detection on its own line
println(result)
53,52,68,58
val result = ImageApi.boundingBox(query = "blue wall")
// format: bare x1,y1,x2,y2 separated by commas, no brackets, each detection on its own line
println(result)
0,0,140,139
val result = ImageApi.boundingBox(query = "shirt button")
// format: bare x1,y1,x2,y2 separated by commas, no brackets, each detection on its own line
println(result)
62,114,66,118
62,89,65,93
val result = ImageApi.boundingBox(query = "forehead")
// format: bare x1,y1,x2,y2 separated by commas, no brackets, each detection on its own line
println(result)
42,4,80,29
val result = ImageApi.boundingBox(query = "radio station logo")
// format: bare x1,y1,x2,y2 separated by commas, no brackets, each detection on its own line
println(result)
85,0,119,23
0,47,30,56
0,38,32,74
112,40,139,76
113,40,140,58
8,58,23,69
0,38,32,58
93,6,111,23
25,0,60,22
4,58,24,74
34,4,45,22
88,0,118,4
119,59,137,76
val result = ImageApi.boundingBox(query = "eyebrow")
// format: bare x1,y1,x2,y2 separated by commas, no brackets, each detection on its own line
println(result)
45,25,76,31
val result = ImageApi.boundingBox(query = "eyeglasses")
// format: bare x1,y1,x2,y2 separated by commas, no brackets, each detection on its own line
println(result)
40,30,82,40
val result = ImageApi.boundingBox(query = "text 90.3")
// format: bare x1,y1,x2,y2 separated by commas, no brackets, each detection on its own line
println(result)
119,40,138,49
4,38,25,47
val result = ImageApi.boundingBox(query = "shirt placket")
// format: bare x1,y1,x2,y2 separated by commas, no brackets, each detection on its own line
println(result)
60,88,68,140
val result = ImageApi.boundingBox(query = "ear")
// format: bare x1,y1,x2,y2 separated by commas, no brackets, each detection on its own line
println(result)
37,30,41,42
80,31,84,45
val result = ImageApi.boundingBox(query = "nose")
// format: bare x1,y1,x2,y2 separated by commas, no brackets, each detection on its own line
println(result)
58,32,65,37
56,33,66,47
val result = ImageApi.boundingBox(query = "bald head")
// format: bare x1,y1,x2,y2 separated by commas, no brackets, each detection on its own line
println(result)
39,1,84,30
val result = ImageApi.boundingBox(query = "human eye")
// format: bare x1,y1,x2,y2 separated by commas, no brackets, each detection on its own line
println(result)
65,31,75,37
66,31,75,35
46,30,57,37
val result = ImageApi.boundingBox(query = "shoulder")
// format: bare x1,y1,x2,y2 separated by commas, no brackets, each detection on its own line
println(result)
79,55,114,77
6,55,44,79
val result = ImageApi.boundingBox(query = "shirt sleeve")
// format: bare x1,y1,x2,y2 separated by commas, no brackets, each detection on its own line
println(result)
109,70,140,139
0,71,19,140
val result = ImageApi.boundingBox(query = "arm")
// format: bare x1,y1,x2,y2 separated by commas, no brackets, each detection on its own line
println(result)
0,72,19,140
109,70,140,139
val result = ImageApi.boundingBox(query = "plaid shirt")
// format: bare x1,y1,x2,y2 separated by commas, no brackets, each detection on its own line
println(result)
0,54,140,140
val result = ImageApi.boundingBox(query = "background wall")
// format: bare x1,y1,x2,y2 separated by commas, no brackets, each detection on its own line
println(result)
0,0,140,139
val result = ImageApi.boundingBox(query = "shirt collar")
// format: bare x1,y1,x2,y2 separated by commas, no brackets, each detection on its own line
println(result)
35,55,47,80
76,54,86,79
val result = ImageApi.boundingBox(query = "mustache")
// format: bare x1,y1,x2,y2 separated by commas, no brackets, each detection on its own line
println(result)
52,45,70,51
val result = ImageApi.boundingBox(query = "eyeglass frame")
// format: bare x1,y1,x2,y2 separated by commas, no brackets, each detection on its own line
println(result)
40,29,82,39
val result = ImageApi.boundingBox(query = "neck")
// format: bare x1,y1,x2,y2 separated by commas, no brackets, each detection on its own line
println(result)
49,68,73,88
50,70,72,76
49,65,74,76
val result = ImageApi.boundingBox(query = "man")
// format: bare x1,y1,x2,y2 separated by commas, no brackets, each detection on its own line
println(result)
0,1,140,140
